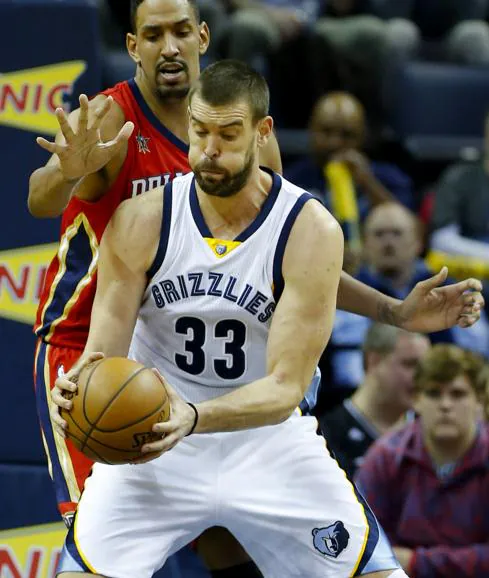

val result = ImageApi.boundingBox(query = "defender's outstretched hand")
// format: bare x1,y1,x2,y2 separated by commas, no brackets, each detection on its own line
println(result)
395,267,484,333
36,94,134,181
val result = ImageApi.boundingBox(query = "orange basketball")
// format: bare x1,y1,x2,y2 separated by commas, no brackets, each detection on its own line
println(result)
61,357,170,465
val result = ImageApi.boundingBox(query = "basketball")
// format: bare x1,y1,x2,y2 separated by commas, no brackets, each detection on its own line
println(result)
61,357,170,465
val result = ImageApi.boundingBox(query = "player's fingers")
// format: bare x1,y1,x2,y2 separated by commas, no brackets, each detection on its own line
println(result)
52,416,67,439
458,314,480,328
54,376,77,395
55,107,76,141
452,278,483,296
89,95,113,130
36,137,63,155
100,121,134,154
51,386,73,410
416,267,448,292
78,94,89,132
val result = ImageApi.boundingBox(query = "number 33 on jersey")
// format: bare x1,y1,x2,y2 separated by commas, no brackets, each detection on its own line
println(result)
128,171,314,404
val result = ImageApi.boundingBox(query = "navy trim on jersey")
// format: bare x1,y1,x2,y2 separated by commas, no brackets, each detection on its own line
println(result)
34,342,71,505
352,485,381,576
36,222,94,338
272,192,314,302
65,514,93,573
147,182,173,278
189,168,282,241
128,78,189,154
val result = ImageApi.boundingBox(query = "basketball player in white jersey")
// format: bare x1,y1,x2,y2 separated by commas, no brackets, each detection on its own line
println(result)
50,59,412,578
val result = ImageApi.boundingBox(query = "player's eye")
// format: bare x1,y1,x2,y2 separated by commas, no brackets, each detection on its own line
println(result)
176,28,191,37
221,134,237,141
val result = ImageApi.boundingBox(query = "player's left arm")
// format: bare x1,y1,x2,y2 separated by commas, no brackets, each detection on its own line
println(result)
148,200,343,446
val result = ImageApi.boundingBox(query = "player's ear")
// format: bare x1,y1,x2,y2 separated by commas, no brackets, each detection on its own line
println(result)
257,116,273,148
199,22,210,56
127,33,141,66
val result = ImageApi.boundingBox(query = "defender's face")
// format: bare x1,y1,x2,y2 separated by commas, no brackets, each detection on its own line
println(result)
130,0,209,102
418,375,481,443
188,95,258,197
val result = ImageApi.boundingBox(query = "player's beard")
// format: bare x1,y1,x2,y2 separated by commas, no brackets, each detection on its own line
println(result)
194,144,255,198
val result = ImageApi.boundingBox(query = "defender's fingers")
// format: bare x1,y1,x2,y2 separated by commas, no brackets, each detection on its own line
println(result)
89,95,113,131
55,107,76,141
417,267,448,292
452,278,483,295
36,137,63,154
78,94,89,131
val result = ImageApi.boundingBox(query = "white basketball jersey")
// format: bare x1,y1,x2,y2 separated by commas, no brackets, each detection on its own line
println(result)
128,170,314,403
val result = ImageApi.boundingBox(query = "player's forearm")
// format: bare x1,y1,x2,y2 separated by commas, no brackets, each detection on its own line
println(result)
194,375,303,433
337,272,404,326
28,165,78,218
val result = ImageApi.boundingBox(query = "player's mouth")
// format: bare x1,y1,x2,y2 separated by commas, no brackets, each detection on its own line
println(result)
157,63,186,82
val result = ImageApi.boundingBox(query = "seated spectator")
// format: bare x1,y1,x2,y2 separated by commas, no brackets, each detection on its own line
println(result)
320,323,430,478
285,92,414,210
218,1,320,73
355,344,489,577
428,116,489,301
372,0,489,65
317,202,489,411
285,92,413,272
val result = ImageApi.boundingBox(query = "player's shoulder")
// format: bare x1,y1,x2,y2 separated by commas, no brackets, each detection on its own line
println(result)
281,181,341,242
110,187,163,241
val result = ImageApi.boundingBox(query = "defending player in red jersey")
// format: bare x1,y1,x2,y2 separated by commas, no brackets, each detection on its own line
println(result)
29,0,208,523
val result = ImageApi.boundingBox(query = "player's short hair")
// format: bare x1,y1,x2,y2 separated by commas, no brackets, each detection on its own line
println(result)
414,344,486,398
189,60,270,125
130,0,200,33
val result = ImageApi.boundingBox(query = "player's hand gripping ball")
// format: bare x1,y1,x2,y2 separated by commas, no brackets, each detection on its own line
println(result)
61,357,170,464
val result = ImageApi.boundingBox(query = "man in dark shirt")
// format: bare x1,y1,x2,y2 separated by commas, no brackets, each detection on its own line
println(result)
320,323,430,478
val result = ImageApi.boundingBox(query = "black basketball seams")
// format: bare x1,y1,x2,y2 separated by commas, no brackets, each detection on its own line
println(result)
91,393,167,433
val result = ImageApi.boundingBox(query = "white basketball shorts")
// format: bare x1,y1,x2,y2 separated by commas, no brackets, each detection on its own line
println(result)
57,413,399,578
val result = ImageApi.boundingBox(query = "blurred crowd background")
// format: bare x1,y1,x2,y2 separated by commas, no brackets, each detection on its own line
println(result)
2,1,489,577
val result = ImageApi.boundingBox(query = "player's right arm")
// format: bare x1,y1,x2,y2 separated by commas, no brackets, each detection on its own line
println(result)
49,190,163,434
27,94,134,218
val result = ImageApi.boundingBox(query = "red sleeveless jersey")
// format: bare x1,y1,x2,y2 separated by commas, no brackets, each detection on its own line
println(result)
35,79,190,349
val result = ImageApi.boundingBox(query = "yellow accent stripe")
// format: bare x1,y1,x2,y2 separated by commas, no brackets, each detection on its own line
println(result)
204,237,241,258
39,213,99,341
43,344,80,503
74,511,98,574
317,416,369,577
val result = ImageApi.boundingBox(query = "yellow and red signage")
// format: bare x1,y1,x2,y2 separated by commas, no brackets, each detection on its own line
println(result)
0,244,57,324
0,522,65,578
0,61,86,135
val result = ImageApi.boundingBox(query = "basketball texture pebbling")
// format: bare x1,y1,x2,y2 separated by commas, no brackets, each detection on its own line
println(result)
61,357,170,465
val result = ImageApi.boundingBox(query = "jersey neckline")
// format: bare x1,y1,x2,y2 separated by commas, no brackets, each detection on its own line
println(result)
189,168,282,243
128,78,189,154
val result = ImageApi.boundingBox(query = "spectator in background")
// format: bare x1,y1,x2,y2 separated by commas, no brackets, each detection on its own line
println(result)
428,112,489,303
355,344,489,577
320,323,430,478
308,0,401,124
371,0,489,65
285,92,414,210
286,92,412,273
317,202,489,411
218,1,320,72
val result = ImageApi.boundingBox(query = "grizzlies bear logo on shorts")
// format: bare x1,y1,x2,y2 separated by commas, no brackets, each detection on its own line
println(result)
312,521,350,558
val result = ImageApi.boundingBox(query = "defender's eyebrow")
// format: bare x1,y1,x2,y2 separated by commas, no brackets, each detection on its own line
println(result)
191,115,244,128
